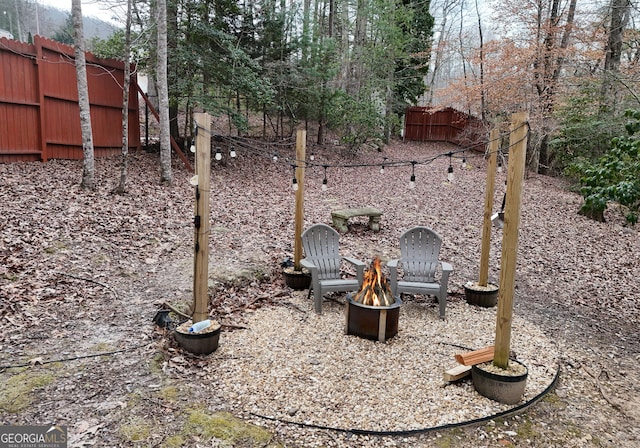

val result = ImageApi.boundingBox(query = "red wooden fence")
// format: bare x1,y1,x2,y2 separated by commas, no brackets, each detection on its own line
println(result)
0,35,140,163
404,106,486,150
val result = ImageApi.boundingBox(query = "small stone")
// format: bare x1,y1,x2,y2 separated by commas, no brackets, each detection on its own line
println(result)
286,407,298,416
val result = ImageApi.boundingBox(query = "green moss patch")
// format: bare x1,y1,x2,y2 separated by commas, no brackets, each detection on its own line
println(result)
118,418,152,442
0,370,56,413
184,409,279,447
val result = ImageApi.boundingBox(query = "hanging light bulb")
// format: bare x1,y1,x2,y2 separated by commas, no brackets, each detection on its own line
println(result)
310,153,315,161
409,161,416,189
461,152,467,169
322,165,328,191
291,164,298,191
190,143,196,153
380,156,388,174
229,146,236,158
447,152,454,182
215,147,222,161
497,158,503,173
273,154,278,162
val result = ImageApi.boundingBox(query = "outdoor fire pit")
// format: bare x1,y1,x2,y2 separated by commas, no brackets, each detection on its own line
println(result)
346,257,401,342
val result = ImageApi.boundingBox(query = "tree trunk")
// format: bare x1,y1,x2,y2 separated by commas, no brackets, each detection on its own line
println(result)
71,0,95,190
600,0,631,113
350,0,367,96
157,0,172,184
475,0,486,120
116,0,132,195
535,0,561,175
168,0,180,141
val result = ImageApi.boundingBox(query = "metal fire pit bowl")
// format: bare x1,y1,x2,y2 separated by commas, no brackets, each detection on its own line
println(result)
345,294,402,342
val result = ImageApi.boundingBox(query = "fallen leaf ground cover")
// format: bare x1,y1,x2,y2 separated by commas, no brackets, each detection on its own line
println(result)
0,139,638,447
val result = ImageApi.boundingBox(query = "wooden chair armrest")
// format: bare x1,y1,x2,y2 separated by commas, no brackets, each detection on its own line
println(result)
300,258,317,273
440,261,453,273
387,259,400,296
343,257,366,284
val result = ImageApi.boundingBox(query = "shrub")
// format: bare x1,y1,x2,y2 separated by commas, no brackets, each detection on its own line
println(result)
571,110,640,225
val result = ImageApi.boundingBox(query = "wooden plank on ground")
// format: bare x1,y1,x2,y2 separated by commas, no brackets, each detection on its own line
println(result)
443,365,472,382
455,345,494,366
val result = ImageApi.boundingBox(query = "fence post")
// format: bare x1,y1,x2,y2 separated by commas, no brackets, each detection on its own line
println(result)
293,129,306,270
494,112,528,369
192,112,211,323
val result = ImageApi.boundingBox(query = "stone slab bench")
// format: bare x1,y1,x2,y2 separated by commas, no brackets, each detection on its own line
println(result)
331,207,382,232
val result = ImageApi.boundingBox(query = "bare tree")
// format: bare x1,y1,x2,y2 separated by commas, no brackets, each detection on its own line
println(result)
71,0,95,190
157,0,172,184
116,0,133,194
426,0,462,105
600,0,632,112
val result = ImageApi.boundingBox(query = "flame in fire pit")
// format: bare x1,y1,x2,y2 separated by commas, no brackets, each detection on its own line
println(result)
352,257,396,306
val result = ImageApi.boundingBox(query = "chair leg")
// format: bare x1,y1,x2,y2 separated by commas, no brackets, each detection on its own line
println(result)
438,294,446,320
313,288,323,314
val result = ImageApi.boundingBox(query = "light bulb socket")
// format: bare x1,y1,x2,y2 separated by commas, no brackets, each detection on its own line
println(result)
292,178,298,191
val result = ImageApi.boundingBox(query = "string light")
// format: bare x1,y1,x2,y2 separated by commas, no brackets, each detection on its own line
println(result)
229,146,236,158
197,125,530,189
409,161,416,189
291,165,298,191
190,126,197,153
380,156,388,174
215,147,222,161
322,165,328,191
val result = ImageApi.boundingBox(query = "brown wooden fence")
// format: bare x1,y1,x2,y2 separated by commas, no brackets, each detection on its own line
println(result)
0,35,140,163
404,106,486,150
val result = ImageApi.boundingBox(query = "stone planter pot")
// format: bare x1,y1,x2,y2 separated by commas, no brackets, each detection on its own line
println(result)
345,294,401,342
174,320,221,355
472,359,528,404
283,268,311,290
464,282,499,308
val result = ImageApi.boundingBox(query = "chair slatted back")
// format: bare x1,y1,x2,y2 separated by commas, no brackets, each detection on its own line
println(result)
399,227,442,283
301,224,342,280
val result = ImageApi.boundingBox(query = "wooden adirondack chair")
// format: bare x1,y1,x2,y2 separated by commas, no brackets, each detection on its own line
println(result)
300,224,365,314
388,227,453,319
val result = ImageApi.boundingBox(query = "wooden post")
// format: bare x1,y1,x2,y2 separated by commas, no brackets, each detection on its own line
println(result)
293,129,306,271
192,112,211,323
494,112,528,369
478,128,499,286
